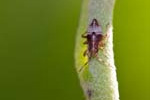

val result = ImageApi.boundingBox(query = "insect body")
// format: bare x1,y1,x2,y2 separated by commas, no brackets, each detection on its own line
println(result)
79,19,109,72
82,19,107,60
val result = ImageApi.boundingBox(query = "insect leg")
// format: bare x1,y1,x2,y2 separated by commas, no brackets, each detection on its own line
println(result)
83,49,88,57
82,32,87,38
98,42,109,59
95,54,109,66
98,23,111,58
78,61,88,72
83,41,88,44
99,41,105,50
79,50,89,72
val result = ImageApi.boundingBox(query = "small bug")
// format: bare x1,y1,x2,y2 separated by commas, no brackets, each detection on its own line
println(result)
80,19,109,70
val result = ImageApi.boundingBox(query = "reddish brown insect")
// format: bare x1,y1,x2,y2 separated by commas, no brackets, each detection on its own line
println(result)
82,19,108,62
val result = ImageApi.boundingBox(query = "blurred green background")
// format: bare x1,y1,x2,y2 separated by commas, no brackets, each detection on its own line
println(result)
0,0,149,100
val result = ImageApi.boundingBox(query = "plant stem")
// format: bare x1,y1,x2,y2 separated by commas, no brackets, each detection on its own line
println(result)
75,0,119,100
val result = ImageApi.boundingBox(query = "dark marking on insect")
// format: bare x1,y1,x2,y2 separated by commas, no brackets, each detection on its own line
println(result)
79,19,109,72
87,89,92,99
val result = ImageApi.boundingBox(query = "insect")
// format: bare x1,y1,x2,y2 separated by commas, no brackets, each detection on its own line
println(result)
80,19,109,71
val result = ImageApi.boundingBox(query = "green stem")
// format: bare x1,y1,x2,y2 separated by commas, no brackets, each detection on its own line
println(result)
75,0,119,100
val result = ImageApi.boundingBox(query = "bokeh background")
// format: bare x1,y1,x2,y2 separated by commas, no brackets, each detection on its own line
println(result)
0,0,149,100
